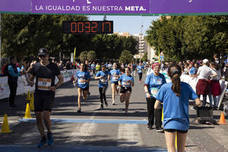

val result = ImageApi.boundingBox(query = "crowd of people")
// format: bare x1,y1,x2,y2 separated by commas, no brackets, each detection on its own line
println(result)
0,49,228,151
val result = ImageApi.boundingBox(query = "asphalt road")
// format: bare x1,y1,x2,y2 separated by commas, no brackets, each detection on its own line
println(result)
0,74,228,152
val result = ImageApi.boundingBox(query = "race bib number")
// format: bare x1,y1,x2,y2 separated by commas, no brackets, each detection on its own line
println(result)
101,78,107,83
151,88,159,97
122,81,130,87
79,78,86,85
37,78,51,91
113,76,118,81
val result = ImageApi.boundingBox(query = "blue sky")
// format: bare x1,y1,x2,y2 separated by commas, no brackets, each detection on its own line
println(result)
88,15,159,35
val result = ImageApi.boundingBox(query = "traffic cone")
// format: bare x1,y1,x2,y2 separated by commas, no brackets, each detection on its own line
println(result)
24,103,32,119
1,114,12,133
26,90,31,101
218,112,226,125
30,93,34,111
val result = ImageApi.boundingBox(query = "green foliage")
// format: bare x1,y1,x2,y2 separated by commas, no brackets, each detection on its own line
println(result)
119,50,133,64
79,51,87,62
142,52,148,62
87,50,96,62
146,16,228,61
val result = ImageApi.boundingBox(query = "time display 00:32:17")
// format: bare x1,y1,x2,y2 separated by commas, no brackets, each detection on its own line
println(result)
63,21,113,34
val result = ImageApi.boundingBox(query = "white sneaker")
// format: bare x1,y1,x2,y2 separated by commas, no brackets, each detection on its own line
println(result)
112,101,115,105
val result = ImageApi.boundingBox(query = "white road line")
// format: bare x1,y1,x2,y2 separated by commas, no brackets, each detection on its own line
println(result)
117,124,143,146
70,115,97,143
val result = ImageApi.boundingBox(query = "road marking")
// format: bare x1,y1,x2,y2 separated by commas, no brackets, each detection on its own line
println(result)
117,124,143,146
0,145,167,152
19,118,148,124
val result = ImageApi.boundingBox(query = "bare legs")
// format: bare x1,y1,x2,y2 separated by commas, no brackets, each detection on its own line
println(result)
36,111,52,137
119,91,131,113
77,88,88,111
111,83,118,104
165,131,187,152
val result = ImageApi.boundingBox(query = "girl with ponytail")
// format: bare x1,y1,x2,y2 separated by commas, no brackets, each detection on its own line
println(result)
154,63,202,152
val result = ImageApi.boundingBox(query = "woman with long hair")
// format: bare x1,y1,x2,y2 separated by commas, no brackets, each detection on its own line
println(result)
118,67,134,114
110,63,120,105
154,64,202,152
95,65,110,109
74,63,90,113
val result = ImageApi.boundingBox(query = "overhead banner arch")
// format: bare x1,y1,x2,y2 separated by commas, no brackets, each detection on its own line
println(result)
0,0,228,15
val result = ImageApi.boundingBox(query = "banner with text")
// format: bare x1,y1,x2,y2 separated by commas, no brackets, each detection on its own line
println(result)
0,0,228,15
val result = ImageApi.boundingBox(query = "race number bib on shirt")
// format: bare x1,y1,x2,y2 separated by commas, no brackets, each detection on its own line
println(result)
101,78,107,83
79,78,86,84
113,76,118,81
37,78,51,91
150,88,159,97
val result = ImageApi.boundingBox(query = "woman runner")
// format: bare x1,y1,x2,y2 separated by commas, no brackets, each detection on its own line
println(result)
110,63,120,105
73,63,90,113
118,67,134,114
95,65,110,109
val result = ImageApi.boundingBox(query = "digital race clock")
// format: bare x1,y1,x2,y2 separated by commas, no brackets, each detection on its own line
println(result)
63,21,113,34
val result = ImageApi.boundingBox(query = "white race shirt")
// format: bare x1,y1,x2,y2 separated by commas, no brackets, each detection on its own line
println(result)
197,65,217,80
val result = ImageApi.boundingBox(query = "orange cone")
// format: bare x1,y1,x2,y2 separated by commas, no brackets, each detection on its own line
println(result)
218,112,226,125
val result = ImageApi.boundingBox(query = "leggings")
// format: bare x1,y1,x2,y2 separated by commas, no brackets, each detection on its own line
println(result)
138,73,142,81
99,87,107,104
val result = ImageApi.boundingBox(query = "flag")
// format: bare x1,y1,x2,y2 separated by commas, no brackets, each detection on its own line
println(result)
73,47,76,64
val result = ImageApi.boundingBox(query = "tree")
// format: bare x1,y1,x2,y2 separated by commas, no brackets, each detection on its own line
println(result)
87,50,96,62
119,50,133,64
142,52,148,62
79,51,87,62
146,16,228,61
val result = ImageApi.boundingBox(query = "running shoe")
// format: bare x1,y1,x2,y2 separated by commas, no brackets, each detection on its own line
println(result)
105,101,108,107
100,104,104,110
47,132,54,146
112,101,116,105
77,109,82,113
37,136,47,148
156,127,164,133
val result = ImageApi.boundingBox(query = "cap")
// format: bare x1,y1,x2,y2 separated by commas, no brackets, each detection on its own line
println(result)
38,48,48,56
203,59,209,64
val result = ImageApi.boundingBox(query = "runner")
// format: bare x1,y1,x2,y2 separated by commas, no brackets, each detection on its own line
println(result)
154,63,202,152
95,65,110,109
144,63,166,131
118,67,134,114
73,63,90,113
136,62,144,82
110,63,120,105
27,48,63,148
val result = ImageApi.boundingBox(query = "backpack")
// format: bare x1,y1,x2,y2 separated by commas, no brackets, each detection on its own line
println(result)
3,64,9,76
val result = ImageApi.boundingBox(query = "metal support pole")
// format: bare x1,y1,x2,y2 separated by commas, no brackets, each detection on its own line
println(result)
0,13,2,70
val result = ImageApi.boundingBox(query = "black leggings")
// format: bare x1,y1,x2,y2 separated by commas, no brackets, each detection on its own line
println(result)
146,97,162,128
138,73,142,81
99,87,107,104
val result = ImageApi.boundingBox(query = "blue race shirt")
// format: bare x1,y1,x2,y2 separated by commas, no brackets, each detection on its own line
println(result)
91,64,95,70
144,73,166,98
110,69,120,83
119,74,134,88
96,70,110,88
156,82,198,131
137,65,144,73
189,67,197,75
76,71,90,89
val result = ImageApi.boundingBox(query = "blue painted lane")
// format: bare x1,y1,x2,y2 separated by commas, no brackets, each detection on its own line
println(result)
19,118,148,124
0,145,167,152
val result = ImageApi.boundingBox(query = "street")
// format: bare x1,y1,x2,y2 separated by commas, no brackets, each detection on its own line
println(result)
0,75,228,152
